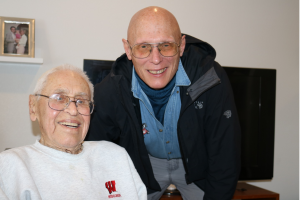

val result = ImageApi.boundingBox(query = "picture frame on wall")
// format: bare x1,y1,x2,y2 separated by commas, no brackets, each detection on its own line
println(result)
0,16,35,57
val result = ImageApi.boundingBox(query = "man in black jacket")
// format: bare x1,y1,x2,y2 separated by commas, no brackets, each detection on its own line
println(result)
86,6,240,200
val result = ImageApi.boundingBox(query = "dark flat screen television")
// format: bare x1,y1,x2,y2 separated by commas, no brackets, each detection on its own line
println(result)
83,59,114,86
84,59,277,181
223,67,276,180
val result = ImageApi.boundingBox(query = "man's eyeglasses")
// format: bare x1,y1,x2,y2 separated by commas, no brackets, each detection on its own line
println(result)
35,94,94,116
128,41,180,59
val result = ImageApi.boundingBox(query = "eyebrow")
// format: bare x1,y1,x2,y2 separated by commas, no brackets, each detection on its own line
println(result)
53,88,69,94
75,92,89,97
52,89,89,97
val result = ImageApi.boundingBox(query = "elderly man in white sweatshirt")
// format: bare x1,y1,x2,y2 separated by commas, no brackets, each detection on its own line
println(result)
0,64,146,200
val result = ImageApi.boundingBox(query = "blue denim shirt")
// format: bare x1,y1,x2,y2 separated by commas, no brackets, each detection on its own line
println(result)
131,60,191,159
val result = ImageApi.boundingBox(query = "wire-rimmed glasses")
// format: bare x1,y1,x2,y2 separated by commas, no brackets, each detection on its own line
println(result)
35,94,94,116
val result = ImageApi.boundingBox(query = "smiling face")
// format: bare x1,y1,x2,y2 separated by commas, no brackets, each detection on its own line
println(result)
29,70,91,152
10,27,15,33
123,6,186,89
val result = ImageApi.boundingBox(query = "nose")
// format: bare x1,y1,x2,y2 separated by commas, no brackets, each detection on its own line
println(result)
150,46,163,64
64,100,78,116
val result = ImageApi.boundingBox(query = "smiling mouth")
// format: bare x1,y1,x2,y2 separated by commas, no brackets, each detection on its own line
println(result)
58,122,80,128
148,68,167,75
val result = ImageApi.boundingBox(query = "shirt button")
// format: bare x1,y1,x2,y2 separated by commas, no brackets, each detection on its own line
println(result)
166,141,170,144
177,91,179,93
168,152,172,154
159,129,163,132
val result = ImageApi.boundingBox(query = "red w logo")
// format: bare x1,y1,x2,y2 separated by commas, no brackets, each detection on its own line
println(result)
105,180,116,194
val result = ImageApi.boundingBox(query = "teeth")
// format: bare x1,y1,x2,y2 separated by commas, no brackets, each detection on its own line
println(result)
148,68,166,75
59,122,79,128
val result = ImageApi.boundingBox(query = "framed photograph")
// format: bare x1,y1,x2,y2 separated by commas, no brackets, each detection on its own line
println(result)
0,16,35,57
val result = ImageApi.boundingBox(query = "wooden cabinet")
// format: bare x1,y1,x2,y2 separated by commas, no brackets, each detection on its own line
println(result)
159,182,279,200
233,182,279,200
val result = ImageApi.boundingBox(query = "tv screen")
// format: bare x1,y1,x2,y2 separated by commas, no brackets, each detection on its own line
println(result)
83,60,277,181
223,67,276,180
83,59,114,86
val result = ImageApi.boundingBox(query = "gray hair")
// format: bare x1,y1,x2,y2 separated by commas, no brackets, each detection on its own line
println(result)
33,64,94,100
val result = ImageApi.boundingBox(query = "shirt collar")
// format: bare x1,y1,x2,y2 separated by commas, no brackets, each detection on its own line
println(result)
175,59,191,86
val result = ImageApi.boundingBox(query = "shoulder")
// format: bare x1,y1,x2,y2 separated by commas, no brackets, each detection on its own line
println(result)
0,144,34,156
212,62,232,89
213,61,225,75
84,141,126,154
0,145,35,167
83,141,130,164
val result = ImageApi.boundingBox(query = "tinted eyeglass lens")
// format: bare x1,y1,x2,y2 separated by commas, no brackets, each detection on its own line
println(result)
158,42,178,56
132,44,152,58
132,42,178,58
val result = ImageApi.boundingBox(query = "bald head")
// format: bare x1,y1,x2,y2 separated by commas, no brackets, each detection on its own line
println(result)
122,6,186,90
127,6,181,44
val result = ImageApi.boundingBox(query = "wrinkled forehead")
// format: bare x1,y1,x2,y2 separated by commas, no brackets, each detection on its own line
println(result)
42,70,91,98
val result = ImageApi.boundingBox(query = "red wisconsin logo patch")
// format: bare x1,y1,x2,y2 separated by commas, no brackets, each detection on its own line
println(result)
105,180,116,194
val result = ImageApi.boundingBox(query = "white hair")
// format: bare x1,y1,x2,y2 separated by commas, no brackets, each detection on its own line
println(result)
33,64,94,100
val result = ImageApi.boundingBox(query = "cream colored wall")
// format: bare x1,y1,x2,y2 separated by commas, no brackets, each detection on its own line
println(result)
0,0,298,199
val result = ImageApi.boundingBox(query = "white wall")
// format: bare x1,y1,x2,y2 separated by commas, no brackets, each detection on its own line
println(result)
0,0,298,199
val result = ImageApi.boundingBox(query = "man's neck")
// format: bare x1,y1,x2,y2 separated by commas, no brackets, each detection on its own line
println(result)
39,137,83,154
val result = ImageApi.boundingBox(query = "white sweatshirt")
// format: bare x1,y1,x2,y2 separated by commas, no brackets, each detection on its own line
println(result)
0,141,147,200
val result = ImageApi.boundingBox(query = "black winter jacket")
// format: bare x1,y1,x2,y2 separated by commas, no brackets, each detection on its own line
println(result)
86,34,241,200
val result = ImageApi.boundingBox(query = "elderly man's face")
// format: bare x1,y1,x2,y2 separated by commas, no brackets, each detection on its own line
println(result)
11,28,15,33
30,70,91,150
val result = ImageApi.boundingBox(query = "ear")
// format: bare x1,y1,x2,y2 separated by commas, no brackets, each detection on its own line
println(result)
29,95,37,121
179,35,186,57
122,38,132,60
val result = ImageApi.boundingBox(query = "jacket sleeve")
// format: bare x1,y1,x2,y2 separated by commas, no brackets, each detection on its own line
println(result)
202,64,241,200
85,77,121,142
